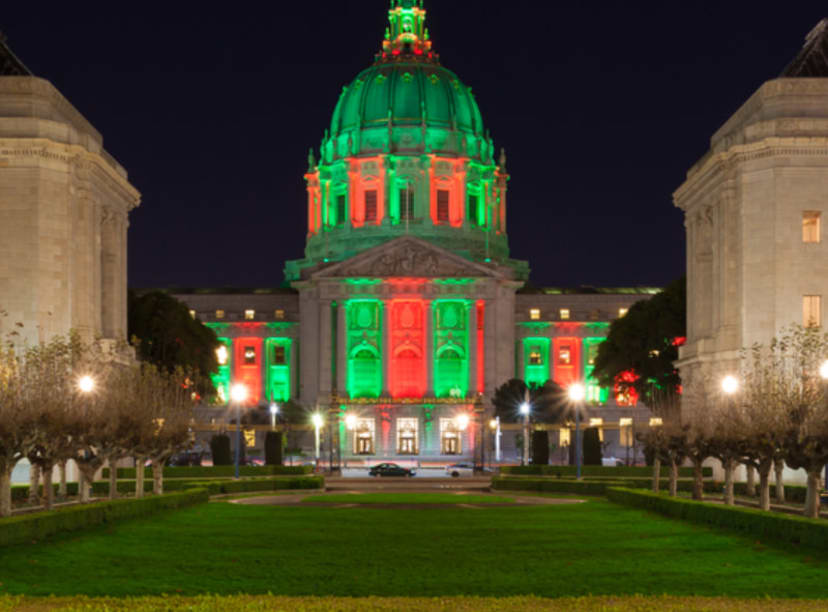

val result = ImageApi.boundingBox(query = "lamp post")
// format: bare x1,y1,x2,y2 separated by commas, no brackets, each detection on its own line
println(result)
568,383,586,480
77,376,95,501
519,402,530,466
489,418,501,468
312,412,324,467
230,384,248,480
269,403,279,431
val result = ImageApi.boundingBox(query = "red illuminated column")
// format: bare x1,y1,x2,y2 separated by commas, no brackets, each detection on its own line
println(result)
233,338,263,405
553,337,581,389
425,299,434,396
468,302,478,396
382,300,391,397
476,301,485,393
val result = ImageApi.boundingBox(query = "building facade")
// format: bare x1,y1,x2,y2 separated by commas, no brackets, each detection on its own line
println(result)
170,1,655,465
675,19,828,412
0,35,140,347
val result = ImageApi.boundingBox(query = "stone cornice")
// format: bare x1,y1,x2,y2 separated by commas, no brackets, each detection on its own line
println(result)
0,138,140,210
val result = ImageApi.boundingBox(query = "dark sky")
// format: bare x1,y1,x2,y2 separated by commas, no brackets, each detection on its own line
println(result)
2,2,825,289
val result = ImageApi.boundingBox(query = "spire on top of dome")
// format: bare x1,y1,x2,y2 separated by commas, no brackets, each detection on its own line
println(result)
376,0,438,64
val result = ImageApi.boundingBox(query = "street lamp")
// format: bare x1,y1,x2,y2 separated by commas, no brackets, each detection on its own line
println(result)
312,412,324,466
489,417,501,465
78,375,95,394
519,402,530,466
455,413,470,431
820,360,828,381
269,403,279,430
230,383,248,480
721,375,739,395
568,383,586,480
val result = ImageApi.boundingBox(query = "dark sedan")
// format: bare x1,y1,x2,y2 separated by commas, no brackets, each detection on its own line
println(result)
369,463,416,477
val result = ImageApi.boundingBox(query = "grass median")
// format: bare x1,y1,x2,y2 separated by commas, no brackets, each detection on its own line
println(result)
0,497,827,598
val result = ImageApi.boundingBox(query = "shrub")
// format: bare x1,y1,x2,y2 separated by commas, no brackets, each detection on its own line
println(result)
531,431,549,466
499,465,713,478
491,477,613,496
0,489,208,547
265,431,283,466
606,487,828,552
583,428,602,466
211,434,232,466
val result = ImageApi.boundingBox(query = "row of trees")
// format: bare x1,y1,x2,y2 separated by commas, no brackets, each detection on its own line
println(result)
642,325,828,519
0,331,195,517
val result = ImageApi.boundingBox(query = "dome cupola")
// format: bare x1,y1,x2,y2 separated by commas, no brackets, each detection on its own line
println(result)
286,1,523,282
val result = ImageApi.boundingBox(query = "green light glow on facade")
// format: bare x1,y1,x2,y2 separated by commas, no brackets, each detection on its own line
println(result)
265,322,298,331
211,337,232,404
265,338,292,402
205,323,230,331
585,322,610,331
518,322,552,330
434,278,476,286
346,300,383,398
345,278,383,286
583,338,609,404
433,300,469,398
523,337,551,386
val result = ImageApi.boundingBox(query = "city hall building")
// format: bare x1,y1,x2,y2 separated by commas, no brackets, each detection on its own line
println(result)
168,1,655,464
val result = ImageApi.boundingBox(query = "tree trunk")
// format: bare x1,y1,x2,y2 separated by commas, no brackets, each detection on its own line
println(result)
135,457,145,499
745,465,756,497
41,464,54,511
58,461,67,499
724,458,735,506
28,463,40,505
0,465,12,518
652,458,661,493
758,466,771,511
108,458,118,500
805,471,820,519
669,457,678,497
774,458,785,503
152,459,163,496
77,464,98,504
692,458,704,501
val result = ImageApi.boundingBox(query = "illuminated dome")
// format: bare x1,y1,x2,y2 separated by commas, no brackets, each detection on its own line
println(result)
286,0,522,281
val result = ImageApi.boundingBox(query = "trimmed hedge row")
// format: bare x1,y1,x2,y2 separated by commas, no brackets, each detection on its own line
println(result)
491,477,615,496
102,465,314,479
606,487,828,550
499,465,713,478
0,488,209,548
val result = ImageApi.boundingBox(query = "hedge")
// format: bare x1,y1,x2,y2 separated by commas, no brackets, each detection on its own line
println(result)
101,465,314,479
499,465,713,478
0,488,208,547
491,477,615,496
606,487,828,551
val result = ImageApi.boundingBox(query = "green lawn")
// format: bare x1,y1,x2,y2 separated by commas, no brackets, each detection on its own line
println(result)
1,498,827,598
300,493,516,504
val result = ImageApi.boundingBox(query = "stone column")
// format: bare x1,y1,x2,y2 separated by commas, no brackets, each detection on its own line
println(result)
318,299,333,397
382,300,391,397
468,300,478,395
425,299,434,397
100,209,118,339
337,299,348,396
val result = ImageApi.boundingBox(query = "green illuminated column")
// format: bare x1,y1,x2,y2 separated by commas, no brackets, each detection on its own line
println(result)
211,337,232,404
583,338,609,403
433,300,470,398
346,299,383,399
265,338,292,402
523,337,551,386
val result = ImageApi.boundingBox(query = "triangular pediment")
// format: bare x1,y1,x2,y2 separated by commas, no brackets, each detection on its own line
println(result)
312,236,504,280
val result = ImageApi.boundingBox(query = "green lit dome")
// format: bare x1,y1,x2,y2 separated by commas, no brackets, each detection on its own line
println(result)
329,62,488,160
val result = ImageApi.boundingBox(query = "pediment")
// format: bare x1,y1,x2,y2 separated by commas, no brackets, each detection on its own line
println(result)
312,236,502,280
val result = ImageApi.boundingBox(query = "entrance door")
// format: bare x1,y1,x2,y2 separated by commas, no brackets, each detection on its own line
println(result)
357,433,374,455
442,433,459,455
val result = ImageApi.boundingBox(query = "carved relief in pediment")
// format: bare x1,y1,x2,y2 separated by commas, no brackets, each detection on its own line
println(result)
341,242,482,278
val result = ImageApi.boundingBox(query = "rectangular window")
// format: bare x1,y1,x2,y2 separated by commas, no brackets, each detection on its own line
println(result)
803,211,821,243
560,308,570,320
365,190,378,222
400,186,414,221
274,309,285,320
244,346,257,365
273,345,286,365
558,345,572,365
244,310,256,321
529,349,543,365
619,418,633,447
439,418,461,455
216,310,226,320
189,310,196,319
397,418,418,455
467,194,479,226
530,308,541,320
619,308,629,318
336,194,347,226
804,295,822,327
354,418,375,455
437,190,450,223
559,428,571,447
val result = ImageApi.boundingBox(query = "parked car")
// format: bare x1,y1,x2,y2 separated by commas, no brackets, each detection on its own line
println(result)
445,463,474,478
369,463,416,477
167,451,203,467
601,457,624,467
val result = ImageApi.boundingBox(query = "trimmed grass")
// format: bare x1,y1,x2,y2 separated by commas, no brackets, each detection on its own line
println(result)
1,595,827,611
300,493,516,504
1,498,828,598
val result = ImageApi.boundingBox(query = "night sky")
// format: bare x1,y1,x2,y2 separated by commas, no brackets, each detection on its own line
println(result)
2,2,825,289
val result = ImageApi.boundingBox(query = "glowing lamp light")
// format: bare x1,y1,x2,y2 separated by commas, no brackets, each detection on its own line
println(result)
230,384,248,404
519,402,530,416
78,376,95,394
489,419,498,430
820,360,828,380
216,345,228,366
568,383,586,402
721,375,739,395
312,413,324,428
269,403,279,416
345,414,357,430
455,414,470,431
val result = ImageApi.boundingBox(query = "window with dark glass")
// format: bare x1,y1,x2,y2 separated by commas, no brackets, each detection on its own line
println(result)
529,350,543,366
365,190,378,222
244,347,256,365
336,194,346,226
273,345,286,365
467,194,479,226
400,186,414,221
437,190,450,223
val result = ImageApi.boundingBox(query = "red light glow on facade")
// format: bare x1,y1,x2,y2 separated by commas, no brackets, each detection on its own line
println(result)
234,338,263,405
389,299,427,399
553,337,580,388
476,301,485,393
614,370,640,406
